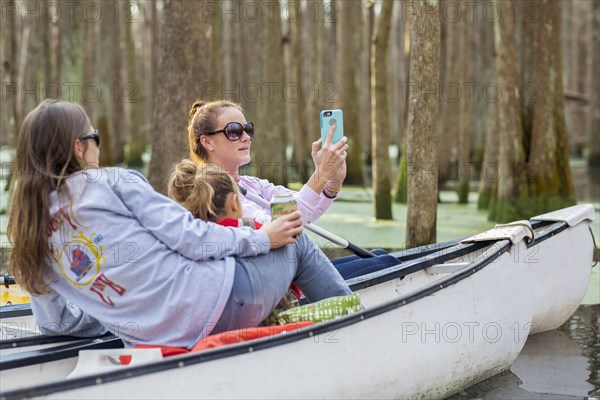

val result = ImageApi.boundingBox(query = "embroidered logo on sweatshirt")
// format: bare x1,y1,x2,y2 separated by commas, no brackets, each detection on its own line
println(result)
56,231,104,286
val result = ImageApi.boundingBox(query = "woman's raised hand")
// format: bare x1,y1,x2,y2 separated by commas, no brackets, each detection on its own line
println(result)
311,125,349,187
260,211,304,249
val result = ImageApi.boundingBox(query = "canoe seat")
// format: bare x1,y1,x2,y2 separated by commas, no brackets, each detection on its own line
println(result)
133,321,315,356
333,250,401,280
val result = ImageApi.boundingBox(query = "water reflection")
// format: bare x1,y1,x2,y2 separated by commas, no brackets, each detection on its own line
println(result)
447,304,599,399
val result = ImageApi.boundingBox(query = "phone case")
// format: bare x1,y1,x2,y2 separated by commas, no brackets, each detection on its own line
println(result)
320,110,344,144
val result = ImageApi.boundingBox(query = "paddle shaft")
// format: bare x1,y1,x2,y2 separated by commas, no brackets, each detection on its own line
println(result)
238,186,374,258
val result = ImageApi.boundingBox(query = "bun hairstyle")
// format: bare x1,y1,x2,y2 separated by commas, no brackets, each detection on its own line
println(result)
188,100,207,123
168,159,238,222
187,99,243,164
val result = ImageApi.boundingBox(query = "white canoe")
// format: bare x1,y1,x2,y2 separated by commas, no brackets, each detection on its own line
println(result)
0,205,595,399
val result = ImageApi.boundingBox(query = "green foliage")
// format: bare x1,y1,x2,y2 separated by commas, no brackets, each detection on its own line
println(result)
488,195,576,223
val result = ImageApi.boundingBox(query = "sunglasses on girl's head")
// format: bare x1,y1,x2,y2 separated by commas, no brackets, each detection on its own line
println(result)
80,129,100,147
205,122,254,141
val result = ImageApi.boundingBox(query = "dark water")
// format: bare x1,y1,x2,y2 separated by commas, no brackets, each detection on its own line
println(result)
447,304,600,400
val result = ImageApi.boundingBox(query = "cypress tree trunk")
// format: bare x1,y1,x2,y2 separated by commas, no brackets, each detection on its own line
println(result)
393,2,409,204
406,0,440,247
289,0,310,183
337,0,364,185
524,1,575,212
588,0,600,167
371,0,394,220
437,0,459,191
148,0,210,193
124,1,145,167
477,0,497,210
457,1,471,204
258,0,287,186
488,0,526,222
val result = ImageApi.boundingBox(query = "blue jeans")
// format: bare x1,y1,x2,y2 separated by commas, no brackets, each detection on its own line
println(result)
214,233,351,332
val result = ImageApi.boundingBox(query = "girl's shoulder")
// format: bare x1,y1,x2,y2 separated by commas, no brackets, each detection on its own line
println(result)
72,167,148,186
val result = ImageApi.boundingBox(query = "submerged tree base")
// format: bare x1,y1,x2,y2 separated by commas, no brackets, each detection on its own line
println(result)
477,187,492,210
488,196,577,223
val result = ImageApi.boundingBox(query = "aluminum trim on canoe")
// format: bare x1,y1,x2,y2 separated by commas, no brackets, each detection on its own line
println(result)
1,335,122,371
526,221,568,248
1,240,512,400
0,304,32,320
348,241,492,291
0,334,116,351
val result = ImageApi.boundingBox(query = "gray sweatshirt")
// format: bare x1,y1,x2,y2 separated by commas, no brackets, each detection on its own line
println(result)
31,168,270,348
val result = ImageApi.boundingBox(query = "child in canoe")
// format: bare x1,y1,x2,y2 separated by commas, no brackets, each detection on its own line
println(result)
167,160,329,323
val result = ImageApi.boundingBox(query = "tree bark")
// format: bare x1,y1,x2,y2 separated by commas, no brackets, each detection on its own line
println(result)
524,1,575,210
362,1,375,171
588,0,600,167
256,0,287,186
488,0,526,222
371,0,394,220
437,0,459,190
457,0,471,204
393,6,410,203
288,0,310,183
148,0,211,193
124,0,145,167
406,0,440,247
0,0,19,146
337,0,364,185
477,2,498,210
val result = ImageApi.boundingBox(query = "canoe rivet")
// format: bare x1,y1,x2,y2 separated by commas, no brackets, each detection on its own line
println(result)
96,378,102,385
360,315,365,320
178,361,184,368
402,300,406,305
248,347,254,352
439,285,443,289
12,343,17,348
309,331,314,337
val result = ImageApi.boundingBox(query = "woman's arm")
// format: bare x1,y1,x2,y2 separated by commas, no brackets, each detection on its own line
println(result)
239,176,335,224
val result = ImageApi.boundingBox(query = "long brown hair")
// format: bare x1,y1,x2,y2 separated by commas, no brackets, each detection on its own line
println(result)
168,160,238,222
7,99,91,294
187,99,243,164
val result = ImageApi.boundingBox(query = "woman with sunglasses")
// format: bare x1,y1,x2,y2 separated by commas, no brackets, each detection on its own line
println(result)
8,99,351,348
188,100,348,224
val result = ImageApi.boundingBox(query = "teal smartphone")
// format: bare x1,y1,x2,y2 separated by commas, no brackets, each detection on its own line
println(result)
320,109,344,144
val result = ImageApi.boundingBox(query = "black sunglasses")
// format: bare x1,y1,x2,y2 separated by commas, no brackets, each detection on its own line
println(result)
80,129,100,147
205,122,254,141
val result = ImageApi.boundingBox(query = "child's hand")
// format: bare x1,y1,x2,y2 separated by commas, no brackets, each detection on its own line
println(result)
260,211,303,249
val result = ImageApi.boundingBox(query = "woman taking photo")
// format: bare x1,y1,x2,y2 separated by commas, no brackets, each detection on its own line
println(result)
7,99,351,348
187,100,349,223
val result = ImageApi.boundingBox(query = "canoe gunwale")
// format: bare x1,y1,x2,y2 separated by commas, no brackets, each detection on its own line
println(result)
0,239,514,400
0,334,122,371
0,332,116,351
525,221,569,249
